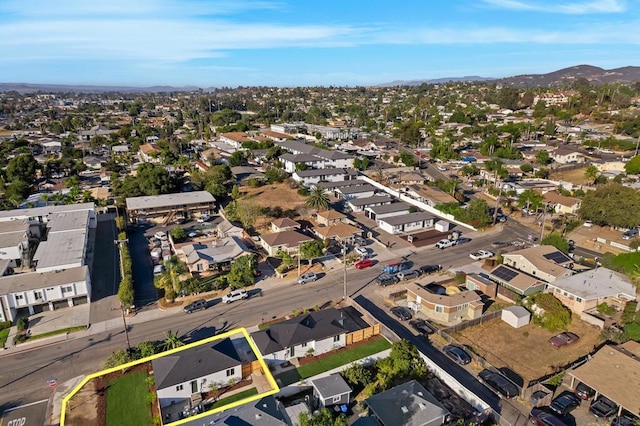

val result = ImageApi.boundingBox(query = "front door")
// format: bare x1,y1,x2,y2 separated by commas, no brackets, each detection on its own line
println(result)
191,380,198,393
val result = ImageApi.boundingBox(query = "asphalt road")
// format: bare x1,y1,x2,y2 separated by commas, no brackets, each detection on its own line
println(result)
0,223,532,414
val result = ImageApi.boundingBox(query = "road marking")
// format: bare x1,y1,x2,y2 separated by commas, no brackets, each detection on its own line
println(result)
2,399,49,413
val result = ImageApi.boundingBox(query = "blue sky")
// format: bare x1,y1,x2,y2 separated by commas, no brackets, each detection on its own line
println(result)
0,0,638,87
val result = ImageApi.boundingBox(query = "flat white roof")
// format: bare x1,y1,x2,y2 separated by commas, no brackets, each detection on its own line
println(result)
126,191,215,211
47,210,90,233
547,267,636,301
33,230,86,270
0,266,88,293
0,203,95,221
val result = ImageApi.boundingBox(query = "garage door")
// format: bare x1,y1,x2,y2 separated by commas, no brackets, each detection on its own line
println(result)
52,300,68,310
72,296,88,306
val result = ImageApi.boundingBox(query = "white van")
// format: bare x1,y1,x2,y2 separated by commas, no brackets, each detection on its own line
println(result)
154,231,168,241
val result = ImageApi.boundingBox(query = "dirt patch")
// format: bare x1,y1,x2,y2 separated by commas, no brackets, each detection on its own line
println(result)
548,167,589,185
237,183,309,228
64,362,158,426
450,316,602,384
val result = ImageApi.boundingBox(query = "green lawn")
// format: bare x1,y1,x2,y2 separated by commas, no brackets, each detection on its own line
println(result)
208,387,258,410
297,337,391,379
28,326,86,341
106,370,153,426
0,328,9,347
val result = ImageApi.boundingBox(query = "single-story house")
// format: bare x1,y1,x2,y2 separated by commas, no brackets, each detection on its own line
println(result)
404,185,457,207
364,380,449,426
378,212,435,235
270,218,300,233
364,202,410,221
501,306,531,328
260,230,314,256
192,396,289,426
315,209,347,226
231,166,267,185
219,132,252,149
465,273,498,298
336,184,377,201
405,282,483,326
313,223,362,244
543,191,581,215
346,195,393,213
311,374,352,408
250,307,369,366
180,237,252,274
501,245,575,283
488,264,546,299
152,338,247,408
545,267,637,315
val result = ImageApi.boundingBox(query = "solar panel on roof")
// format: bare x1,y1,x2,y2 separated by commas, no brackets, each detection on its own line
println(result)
492,266,518,282
543,251,571,264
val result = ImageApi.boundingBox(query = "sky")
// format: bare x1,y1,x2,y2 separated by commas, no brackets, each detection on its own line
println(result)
0,0,639,87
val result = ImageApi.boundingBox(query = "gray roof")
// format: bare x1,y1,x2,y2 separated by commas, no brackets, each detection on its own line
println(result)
280,153,323,163
503,305,531,319
378,212,435,226
0,230,26,249
347,195,393,207
294,167,356,178
338,184,377,195
47,210,90,233
0,203,95,221
33,229,86,269
187,396,288,426
365,380,449,426
547,267,637,301
152,338,243,390
311,374,352,399
365,202,410,215
0,266,88,294
125,191,215,211
251,307,368,355
260,230,313,248
182,237,250,266
276,140,317,155
315,179,367,189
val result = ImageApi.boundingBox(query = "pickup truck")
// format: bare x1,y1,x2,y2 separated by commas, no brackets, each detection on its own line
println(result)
589,396,618,420
435,239,457,249
469,249,494,261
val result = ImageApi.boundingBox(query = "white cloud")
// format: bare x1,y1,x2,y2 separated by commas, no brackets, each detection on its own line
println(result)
483,0,626,14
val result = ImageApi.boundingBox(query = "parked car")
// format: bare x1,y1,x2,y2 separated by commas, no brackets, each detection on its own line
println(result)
419,264,442,274
478,370,519,400
435,239,457,249
354,259,374,269
443,345,471,365
622,228,638,240
611,412,640,426
297,272,318,284
583,220,593,227
469,250,494,261
183,299,207,313
409,319,435,336
188,231,199,238
222,289,248,304
589,396,618,420
548,332,580,348
390,306,412,321
197,214,211,223
382,261,410,274
529,408,568,426
550,392,581,416
491,241,509,248
376,273,399,287
575,382,595,400
355,246,369,257
154,231,168,240
396,270,421,281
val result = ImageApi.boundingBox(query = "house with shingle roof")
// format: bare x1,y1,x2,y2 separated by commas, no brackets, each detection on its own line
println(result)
138,143,161,163
501,245,576,283
314,209,347,226
543,191,581,215
405,282,483,325
260,230,313,256
219,132,253,149
179,237,252,274
313,223,362,243
270,218,300,233
552,146,585,164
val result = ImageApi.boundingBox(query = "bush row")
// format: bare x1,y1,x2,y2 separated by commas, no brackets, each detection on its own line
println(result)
117,231,135,307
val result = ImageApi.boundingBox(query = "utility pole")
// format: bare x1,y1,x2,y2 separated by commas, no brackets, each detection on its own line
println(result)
342,241,347,300
114,238,132,353
539,202,549,242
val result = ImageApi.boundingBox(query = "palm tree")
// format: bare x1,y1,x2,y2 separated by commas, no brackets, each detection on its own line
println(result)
584,164,598,185
154,256,187,302
161,330,184,352
305,186,329,211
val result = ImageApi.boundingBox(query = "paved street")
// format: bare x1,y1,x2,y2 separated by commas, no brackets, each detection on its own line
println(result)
0,222,533,418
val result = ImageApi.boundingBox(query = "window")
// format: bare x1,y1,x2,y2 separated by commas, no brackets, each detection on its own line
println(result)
301,342,307,348
16,294,24,301
61,285,73,293
435,306,443,313
576,297,582,303
332,395,342,403
33,291,43,300
226,368,235,377
333,335,340,343
176,384,183,391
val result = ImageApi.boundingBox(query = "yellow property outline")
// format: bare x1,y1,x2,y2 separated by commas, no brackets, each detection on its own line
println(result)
60,327,279,425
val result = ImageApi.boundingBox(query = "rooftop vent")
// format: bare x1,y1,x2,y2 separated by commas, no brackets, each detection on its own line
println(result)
401,406,408,414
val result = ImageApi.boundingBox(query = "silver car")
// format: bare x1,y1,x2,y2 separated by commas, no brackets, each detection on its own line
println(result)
297,272,318,284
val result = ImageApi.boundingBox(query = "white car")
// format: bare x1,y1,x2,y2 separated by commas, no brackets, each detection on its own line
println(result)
437,165,448,172
154,231,168,241
435,239,456,249
469,250,495,261
355,247,369,257
197,215,211,223
222,289,248,304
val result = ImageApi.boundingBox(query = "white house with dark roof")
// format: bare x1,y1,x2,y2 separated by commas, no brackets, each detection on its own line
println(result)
545,267,636,315
187,396,289,426
336,184,377,200
347,195,393,213
377,212,436,235
364,202,410,221
292,167,358,185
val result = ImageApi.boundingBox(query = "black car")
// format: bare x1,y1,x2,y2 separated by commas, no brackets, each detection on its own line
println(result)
529,408,568,426
183,299,207,313
550,392,581,416
409,319,435,336
419,264,442,274
611,412,640,426
478,370,519,400
390,306,412,321
575,382,595,400
589,396,618,420
443,345,471,365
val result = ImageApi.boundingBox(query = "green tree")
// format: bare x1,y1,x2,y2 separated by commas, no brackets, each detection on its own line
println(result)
527,293,571,332
231,184,242,200
227,255,257,289
535,150,550,165
161,330,185,352
169,226,187,242
228,151,245,167
463,199,493,228
624,322,640,342
584,164,599,184
541,233,570,254
520,163,534,173
299,240,325,265
305,186,330,211
518,189,544,211
6,153,37,183
579,183,640,228
624,155,640,175
353,157,370,171
298,408,348,426
117,276,134,307
341,363,373,387
399,151,418,167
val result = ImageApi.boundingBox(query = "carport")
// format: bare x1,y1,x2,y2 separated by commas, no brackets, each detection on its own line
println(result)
567,342,640,417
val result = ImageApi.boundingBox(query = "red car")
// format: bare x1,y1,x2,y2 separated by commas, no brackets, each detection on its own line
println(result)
548,332,579,348
354,259,374,269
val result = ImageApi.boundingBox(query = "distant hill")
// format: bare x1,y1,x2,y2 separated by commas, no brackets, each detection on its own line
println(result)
377,76,495,87
0,83,201,94
497,65,640,87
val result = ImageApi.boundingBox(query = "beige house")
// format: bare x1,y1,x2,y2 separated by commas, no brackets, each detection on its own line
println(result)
138,143,161,163
405,283,483,326
260,230,313,256
543,191,581,215
502,245,575,283
404,185,457,207
315,209,346,226
488,264,546,298
465,273,498,298
545,267,636,315
313,223,361,244
270,218,300,233
179,237,252,274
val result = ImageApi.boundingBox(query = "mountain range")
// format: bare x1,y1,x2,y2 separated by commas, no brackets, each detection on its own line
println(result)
1,65,640,93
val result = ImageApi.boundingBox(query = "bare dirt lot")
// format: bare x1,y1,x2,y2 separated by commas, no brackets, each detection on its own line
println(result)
238,183,309,228
450,316,602,384
549,167,589,186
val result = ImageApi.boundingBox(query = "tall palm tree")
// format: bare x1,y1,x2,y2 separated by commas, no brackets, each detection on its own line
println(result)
305,186,330,211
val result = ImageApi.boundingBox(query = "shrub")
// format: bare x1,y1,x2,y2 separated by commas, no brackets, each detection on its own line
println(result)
297,187,309,196
454,272,466,284
528,293,571,332
597,303,615,316
16,317,28,332
0,321,11,330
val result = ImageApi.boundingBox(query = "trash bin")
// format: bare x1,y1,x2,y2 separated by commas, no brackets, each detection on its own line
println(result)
530,390,548,407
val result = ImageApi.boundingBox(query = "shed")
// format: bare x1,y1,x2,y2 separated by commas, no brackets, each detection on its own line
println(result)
434,220,450,232
501,306,531,328
310,374,352,408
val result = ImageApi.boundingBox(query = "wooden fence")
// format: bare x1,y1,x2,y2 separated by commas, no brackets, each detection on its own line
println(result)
346,324,381,345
